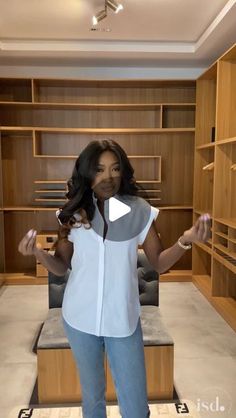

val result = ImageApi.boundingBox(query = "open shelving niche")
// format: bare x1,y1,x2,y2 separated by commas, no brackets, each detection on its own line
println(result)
192,43,236,331
0,79,196,283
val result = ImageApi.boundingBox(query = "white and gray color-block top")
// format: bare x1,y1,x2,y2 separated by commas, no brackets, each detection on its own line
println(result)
62,193,159,337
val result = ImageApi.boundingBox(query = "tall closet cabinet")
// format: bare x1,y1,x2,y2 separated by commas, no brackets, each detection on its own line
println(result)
193,43,236,331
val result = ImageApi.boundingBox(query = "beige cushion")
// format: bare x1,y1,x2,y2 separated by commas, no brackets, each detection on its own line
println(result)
37,306,174,349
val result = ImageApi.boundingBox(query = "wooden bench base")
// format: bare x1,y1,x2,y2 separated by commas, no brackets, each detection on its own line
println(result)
37,345,174,404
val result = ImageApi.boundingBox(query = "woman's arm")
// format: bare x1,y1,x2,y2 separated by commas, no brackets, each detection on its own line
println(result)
142,214,211,273
18,229,73,276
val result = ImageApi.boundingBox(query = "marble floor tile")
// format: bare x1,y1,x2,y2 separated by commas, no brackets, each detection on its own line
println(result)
0,320,42,364
159,283,227,322
0,363,37,409
161,316,236,359
0,406,13,418
0,283,235,418
0,285,48,322
159,284,205,318
174,356,236,418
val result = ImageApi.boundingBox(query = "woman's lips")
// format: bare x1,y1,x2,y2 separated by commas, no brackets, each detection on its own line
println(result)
102,185,114,192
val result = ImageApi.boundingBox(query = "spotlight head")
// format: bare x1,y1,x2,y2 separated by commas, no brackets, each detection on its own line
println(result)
92,9,107,25
115,3,123,13
106,0,123,13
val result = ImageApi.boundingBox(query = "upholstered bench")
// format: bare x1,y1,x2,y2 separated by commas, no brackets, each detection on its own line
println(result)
37,251,174,404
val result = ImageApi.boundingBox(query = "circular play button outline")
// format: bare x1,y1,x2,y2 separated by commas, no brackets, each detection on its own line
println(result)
91,191,151,242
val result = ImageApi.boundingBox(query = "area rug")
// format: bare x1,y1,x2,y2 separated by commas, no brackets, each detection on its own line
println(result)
29,379,180,407
8,400,201,417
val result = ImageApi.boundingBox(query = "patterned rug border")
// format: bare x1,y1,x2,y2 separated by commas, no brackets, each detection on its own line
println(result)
9,400,201,418
29,378,180,408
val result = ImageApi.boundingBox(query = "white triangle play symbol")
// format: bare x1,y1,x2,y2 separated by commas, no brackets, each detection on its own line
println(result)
109,197,131,222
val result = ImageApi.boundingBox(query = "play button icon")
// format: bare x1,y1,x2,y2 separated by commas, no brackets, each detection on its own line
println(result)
109,197,131,222
91,192,152,242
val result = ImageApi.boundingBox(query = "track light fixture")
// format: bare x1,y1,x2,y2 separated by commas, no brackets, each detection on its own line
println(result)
92,0,123,25
92,9,107,26
106,0,124,13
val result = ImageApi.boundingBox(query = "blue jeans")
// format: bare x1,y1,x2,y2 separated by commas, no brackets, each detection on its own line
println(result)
63,318,151,418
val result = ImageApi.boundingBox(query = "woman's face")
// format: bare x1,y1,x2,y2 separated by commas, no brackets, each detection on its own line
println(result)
91,151,121,200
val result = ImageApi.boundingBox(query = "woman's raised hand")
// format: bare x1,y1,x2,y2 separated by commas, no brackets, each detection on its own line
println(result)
182,214,211,244
18,229,40,256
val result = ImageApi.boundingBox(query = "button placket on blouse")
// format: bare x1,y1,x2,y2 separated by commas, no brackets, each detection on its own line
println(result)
95,199,108,335
95,236,105,335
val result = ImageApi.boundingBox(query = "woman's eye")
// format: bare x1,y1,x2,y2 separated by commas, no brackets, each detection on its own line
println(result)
96,168,103,173
113,167,120,172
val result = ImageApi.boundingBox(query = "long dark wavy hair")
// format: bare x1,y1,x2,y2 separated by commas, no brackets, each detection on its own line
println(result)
57,139,140,237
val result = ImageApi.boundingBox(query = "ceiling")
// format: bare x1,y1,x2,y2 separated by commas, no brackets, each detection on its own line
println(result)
0,0,236,68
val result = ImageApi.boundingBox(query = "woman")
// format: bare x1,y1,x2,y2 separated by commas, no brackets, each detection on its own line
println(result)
18,139,210,418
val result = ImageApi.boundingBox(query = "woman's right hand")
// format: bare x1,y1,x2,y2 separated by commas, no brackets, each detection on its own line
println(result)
18,229,71,276
18,229,39,256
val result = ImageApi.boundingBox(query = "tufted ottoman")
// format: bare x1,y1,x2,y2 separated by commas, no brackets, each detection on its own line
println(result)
37,305,174,404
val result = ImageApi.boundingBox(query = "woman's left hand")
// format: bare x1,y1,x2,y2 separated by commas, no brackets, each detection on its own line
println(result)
182,213,211,244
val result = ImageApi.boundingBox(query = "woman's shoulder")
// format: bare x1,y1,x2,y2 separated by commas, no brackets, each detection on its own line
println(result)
121,194,150,210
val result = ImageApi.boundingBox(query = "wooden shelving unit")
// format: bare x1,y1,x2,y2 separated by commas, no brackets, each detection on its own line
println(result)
0,78,196,281
193,43,236,331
